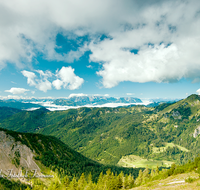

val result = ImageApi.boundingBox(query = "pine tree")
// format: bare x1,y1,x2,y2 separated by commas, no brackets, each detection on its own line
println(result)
87,172,92,184
135,169,143,186
68,176,78,190
106,171,115,190
85,181,94,190
52,180,61,190
127,174,134,188
97,172,104,190
150,168,155,178
115,173,123,190
77,173,87,190
142,166,150,184
123,174,129,189
155,166,159,175
62,175,70,188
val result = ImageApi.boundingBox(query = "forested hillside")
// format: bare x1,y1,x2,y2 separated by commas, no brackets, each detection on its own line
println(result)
2,127,200,189
0,100,42,109
0,128,140,180
1,94,200,168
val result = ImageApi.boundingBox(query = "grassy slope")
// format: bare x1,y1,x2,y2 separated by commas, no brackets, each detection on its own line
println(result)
131,171,200,190
118,154,173,168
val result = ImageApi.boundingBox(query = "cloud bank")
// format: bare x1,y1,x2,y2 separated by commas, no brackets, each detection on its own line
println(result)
1,0,200,88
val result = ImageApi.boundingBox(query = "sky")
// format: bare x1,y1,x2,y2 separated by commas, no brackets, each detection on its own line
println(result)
1,0,200,100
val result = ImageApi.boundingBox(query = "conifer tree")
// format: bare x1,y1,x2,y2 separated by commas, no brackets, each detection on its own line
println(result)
104,169,112,189
127,174,134,188
150,168,155,178
62,175,70,188
106,171,116,190
87,172,92,184
115,173,123,189
155,166,159,175
77,173,87,190
135,169,143,186
85,181,94,190
68,176,78,190
142,166,150,184
97,172,104,190
123,174,129,189
52,180,61,190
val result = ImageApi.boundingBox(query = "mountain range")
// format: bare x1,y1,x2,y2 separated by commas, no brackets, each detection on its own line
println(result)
53,96,143,106
1,94,200,189
0,94,199,168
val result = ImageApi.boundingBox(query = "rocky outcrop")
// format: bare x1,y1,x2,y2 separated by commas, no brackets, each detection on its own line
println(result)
0,131,40,175
193,126,200,138
172,111,182,119
172,111,180,117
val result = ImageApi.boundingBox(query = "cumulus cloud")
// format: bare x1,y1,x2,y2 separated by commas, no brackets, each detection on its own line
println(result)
52,79,63,90
22,67,83,92
21,70,36,86
94,43,183,87
87,0,200,87
53,66,84,90
126,93,135,96
1,0,200,88
5,87,29,94
36,80,52,92
21,70,52,92
0,0,122,69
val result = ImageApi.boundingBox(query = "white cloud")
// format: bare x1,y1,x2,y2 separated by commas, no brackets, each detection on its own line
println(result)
94,43,183,87
196,89,200,95
36,70,52,79
86,65,93,69
5,87,29,94
87,0,200,87
0,0,120,69
22,70,52,92
37,80,52,92
1,0,200,88
52,79,63,90
68,93,88,98
55,66,84,90
21,70,36,86
22,66,83,92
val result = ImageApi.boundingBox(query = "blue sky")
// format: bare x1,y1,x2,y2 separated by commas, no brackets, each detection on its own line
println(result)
1,0,200,100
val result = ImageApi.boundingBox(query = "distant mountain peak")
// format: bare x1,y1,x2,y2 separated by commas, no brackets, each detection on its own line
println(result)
54,96,142,106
